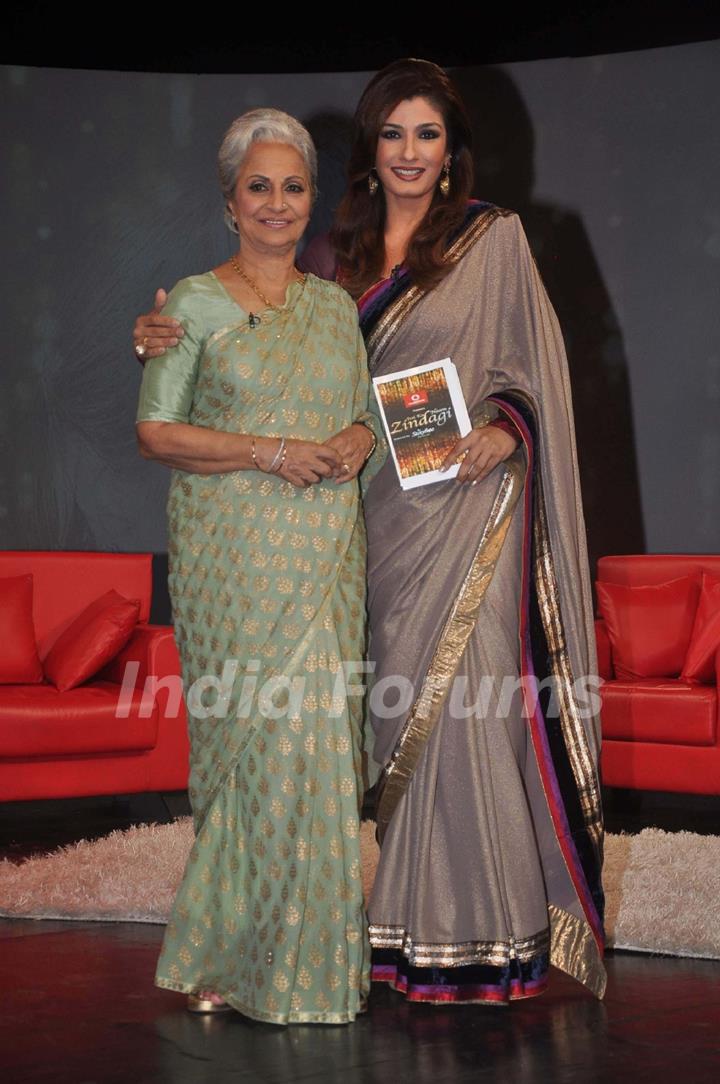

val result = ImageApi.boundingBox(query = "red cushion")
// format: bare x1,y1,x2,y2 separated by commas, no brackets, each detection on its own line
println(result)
0,574,43,684
596,575,700,680
43,590,140,692
601,678,716,746
0,681,159,756
681,572,720,684
0,553,153,652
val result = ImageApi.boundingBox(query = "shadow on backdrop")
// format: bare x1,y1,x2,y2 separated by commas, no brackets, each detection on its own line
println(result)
303,110,356,245
453,66,645,578
1,74,645,589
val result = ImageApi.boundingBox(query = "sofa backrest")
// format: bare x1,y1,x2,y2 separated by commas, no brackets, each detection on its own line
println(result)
0,551,152,655
597,554,720,588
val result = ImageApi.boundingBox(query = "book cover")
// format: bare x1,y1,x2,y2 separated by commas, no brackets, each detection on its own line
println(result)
372,358,471,489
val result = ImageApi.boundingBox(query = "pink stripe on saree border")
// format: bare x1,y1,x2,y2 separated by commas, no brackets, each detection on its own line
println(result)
371,967,548,1004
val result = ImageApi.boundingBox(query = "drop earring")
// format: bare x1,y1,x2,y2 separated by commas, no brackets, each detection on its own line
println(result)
439,161,451,198
368,170,379,196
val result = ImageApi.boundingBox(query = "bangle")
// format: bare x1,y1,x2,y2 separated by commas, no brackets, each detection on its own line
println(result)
266,436,287,473
356,422,377,461
273,445,287,473
251,437,259,469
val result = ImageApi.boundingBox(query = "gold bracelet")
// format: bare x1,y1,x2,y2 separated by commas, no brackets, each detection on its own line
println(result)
356,422,377,461
251,437,259,469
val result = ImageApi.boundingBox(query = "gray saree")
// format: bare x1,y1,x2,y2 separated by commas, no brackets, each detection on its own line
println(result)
357,202,606,1004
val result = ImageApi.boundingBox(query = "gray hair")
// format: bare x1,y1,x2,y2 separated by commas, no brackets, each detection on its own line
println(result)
218,108,318,233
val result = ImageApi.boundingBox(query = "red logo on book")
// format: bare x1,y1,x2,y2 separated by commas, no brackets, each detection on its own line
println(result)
403,389,429,408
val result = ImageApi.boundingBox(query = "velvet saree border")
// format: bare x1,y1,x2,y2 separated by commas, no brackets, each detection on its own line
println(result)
370,951,549,1005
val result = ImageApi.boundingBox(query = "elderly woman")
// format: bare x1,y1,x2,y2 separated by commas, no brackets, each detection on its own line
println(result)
135,109,380,1024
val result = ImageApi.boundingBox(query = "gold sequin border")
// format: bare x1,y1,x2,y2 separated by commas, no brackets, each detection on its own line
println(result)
369,923,550,968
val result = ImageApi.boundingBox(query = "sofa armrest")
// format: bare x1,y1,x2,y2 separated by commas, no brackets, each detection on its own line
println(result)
101,624,179,688
594,618,613,680
100,622,188,790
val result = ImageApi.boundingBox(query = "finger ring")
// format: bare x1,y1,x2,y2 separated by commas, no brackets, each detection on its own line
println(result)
135,343,146,358
342,462,351,473
467,462,476,475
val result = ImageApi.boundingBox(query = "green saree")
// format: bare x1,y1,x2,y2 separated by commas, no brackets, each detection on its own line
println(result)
136,271,376,1023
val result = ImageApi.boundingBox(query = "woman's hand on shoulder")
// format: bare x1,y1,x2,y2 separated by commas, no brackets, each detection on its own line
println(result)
133,288,184,362
323,424,375,484
257,437,342,488
440,424,519,484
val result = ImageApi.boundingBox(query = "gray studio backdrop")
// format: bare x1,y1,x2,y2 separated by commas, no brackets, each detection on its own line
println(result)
2,43,719,584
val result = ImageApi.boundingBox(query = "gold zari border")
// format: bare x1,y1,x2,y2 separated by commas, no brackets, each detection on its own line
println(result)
491,391,605,998
156,977,366,1024
369,923,550,968
548,904,607,999
532,476,604,854
375,449,527,843
496,386,603,860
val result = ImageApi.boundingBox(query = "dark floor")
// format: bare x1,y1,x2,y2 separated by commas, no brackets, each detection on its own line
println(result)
1,789,719,1083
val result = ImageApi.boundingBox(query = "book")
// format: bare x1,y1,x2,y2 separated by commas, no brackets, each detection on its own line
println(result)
372,358,472,490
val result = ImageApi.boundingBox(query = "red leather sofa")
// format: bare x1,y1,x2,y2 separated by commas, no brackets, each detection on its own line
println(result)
0,552,188,802
597,554,720,794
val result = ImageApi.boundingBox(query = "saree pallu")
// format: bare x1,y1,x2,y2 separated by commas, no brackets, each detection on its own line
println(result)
360,203,606,1004
137,272,374,1023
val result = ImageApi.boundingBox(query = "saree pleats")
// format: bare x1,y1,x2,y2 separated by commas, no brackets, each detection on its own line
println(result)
360,203,606,1004
375,448,527,844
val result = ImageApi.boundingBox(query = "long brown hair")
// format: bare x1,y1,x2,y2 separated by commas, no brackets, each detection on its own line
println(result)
331,58,474,298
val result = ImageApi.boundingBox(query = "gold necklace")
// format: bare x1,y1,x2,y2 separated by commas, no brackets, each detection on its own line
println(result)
229,256,304,311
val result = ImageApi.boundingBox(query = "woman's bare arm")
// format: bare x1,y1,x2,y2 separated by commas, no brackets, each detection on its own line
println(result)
136,421,342,487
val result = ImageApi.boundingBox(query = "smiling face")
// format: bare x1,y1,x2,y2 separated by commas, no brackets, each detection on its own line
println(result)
228,141,312,256
375,96,449,206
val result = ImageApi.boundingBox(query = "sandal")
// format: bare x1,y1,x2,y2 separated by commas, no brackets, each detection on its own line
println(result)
187,991,233,1014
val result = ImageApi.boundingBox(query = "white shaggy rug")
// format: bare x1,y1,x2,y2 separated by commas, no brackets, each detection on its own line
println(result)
1,822,719,960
